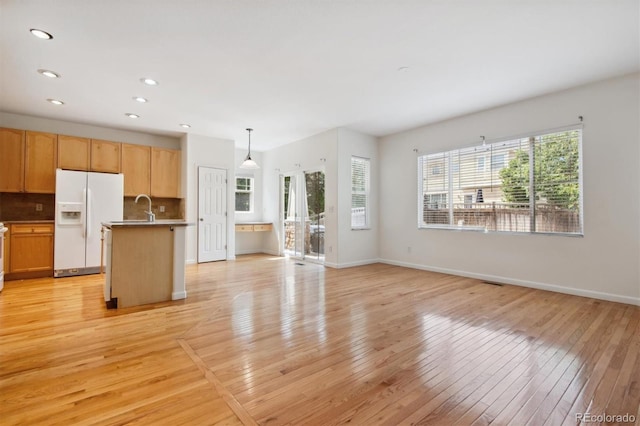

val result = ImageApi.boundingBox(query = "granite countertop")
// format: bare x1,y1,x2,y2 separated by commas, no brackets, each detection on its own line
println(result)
102,220,192,228
236,221,273,225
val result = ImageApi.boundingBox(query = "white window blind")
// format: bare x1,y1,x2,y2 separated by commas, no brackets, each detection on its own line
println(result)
235,177,254,213
418,128,582,235
351,156,370,229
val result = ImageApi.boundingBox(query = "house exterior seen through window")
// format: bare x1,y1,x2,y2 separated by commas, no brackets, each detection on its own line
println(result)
351,156,370,229
235,177,254,213
418,128,583,235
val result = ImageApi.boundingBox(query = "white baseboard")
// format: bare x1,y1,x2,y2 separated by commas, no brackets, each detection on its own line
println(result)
235,249,264,255
186,259,197,265
379,258,640,307
322,259,379,269
172,291,187,300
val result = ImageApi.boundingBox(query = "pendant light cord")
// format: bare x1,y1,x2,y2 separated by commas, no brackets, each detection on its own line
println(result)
246,128,253,158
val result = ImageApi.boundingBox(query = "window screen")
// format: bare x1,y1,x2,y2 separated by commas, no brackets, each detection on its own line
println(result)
418,128,582,235
351,156,370,229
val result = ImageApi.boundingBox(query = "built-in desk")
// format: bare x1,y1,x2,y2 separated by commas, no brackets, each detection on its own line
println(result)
235,222,273,232
102,220,191,308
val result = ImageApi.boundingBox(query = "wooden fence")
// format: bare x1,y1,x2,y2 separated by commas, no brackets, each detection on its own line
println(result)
423,202,581,233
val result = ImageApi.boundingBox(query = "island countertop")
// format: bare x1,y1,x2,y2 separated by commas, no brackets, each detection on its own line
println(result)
102,220,193,228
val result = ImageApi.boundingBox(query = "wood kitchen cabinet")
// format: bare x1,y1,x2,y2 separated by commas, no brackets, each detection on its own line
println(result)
58,135,90,171
0,128,25,192
121,143,151,196
9,223,54,274
91,139,121,173
150,147,180,198
25,131,57,193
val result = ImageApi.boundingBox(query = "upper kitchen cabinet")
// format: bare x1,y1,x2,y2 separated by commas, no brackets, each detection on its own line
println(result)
150,147,180,198
0,128,25,192
25,131,57,193
58,135,90,171
91,139,121,173
121,143,150,196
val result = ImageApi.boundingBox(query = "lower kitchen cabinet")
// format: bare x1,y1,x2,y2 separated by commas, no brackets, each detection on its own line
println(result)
8,223,54,276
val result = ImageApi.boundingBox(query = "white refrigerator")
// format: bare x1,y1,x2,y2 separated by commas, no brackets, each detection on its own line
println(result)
54,169,123,277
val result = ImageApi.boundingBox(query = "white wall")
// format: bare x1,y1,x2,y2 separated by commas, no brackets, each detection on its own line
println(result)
379,73,640,305
181,133,236,264
0,112,180,149
336,128,379,267
262,129,339,264
260,127,379,268
234,148,266,254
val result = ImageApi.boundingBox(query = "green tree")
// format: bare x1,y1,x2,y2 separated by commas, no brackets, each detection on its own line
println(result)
306,171,325,217
499,149,530,206
499,131,580,209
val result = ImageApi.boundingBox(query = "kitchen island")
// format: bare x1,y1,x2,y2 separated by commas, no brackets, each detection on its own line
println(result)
102,220,191,308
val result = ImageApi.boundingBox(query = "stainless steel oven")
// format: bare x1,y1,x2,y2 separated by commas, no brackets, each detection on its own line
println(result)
0,222,7,292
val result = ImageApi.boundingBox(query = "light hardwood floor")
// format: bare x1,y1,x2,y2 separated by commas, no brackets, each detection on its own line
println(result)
1,254,639,425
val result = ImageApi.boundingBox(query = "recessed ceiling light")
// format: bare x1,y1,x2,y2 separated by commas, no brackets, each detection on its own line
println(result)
30,29,53,40
125,113,140,119
37,69,60,78
140,78,159,86
47,98,64,105
179,124,191,129
133,96,148,103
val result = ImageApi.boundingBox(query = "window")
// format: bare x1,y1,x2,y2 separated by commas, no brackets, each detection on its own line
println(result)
235,177,254,213
351,156,370,229
491,153,506,170
418,128,582,235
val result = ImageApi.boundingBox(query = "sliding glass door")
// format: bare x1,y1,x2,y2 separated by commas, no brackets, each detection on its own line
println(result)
282,170,325,263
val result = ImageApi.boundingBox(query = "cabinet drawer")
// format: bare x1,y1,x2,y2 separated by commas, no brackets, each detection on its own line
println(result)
12,223,54,234
235,225,254,232
253,224,273,232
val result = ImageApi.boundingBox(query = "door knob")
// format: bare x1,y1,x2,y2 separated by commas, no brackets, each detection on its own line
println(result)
199,218,204,221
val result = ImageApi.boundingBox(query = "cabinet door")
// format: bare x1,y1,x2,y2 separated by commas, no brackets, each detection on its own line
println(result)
150,147,180,198
25,131,57,193
121,143,151,196
58,135,90,171
10,226,54,273
91,139,121,173
0,128,26,192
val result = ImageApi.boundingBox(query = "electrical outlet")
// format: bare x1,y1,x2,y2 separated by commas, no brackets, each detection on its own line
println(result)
159,205,165,213
35,203,43,211
407,246,412,253
328,246,333,253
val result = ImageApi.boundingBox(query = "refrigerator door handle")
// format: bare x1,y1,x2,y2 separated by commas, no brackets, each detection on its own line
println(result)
86,187,92,239
82,188,87,238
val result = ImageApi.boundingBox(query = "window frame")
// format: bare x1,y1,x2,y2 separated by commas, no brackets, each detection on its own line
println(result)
235,176,254,213
351,156,371,230
417,126,583,236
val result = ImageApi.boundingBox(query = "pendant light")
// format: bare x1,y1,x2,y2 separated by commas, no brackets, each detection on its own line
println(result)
240,128,260,169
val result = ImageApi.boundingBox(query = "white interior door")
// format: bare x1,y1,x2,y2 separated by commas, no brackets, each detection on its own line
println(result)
198,167,227,262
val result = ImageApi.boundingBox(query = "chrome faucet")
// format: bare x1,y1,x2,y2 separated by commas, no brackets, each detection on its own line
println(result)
135,194,155,222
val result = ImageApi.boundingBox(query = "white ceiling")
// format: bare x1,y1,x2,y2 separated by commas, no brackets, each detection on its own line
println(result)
1,1,638,151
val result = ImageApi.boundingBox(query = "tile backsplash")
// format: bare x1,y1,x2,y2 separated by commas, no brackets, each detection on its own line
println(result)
123,197,183,220
0,193,56,221
0,193,183,222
